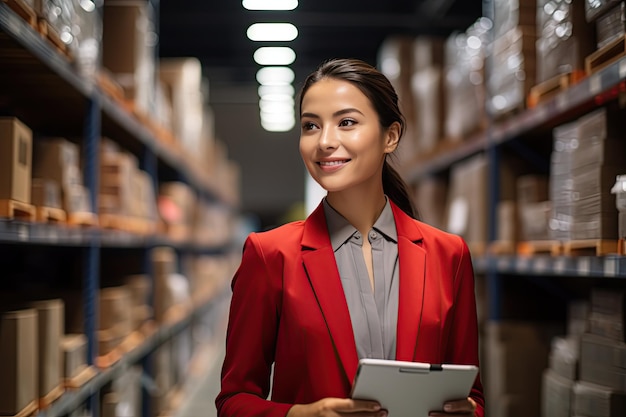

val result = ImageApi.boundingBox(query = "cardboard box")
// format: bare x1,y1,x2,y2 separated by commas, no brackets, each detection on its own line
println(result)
541,369,574,417
102,1,156,116
31,178,62,209
573,380,626,417
0,309,38,416
596,3,625,48
30,299,64,398
33,138,81,189
586,0,623,22
60,334,87,380
0,117,32,204
99,287,132,338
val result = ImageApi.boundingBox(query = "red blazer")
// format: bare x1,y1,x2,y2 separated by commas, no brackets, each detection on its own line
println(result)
216,201,484,417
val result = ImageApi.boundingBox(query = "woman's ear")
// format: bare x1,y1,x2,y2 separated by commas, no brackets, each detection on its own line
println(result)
384,122,401,153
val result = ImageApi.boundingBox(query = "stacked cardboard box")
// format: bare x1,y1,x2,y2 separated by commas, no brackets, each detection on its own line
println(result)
158,182,196,242
0,309,38,417
572,289,626,416
585,0,623,22
594,2,625,49
410,36,445,153
536,0,595,83
98,287,132,357
102,1,156,117
485,320,561,417
487,0,537,117
443,20,489,140
541,300,589,417
571,108,625,240
33,137,92,217
378,36,417,160
0,117,33,205
549,121,577,241
517,175,551,241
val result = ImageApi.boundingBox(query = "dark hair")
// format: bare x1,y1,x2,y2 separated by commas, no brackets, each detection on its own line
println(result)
299,58,418,219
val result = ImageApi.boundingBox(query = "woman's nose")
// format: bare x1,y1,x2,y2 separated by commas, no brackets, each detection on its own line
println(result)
318,128,338,149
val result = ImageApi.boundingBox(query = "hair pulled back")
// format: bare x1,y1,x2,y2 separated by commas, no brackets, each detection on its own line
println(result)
299,58,418,219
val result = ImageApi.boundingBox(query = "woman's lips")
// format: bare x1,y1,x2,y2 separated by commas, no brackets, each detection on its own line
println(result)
318,159,350,172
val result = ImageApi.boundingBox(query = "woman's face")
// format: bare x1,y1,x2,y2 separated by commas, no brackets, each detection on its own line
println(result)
299,78,399,194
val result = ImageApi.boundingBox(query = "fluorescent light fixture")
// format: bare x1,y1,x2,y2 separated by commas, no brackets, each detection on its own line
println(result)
256,66,295,85
260,111,295,124
254,47,296,65
247,23,298,41
261,119,296,132
258,84,295,97
259,99,294,114
259,93,294,104
243,0,298,10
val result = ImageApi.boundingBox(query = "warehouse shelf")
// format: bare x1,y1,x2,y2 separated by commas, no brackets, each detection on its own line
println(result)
0,2,229,205
406,55,626,182
36,287,230,417
0,220,236,253
474,255,626,279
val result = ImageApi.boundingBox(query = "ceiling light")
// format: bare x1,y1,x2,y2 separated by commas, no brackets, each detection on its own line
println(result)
259,99,294,114
247,23,298,41
261,119,296,132
242,0,298,10
254,47,296,66
256,66,295,85
258,84,295,97
259,93,294,104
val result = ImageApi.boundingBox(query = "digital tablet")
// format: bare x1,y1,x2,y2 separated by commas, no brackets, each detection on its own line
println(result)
350,358,478,416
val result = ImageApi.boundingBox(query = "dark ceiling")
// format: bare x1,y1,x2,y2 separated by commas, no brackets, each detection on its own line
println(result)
155,0,484,227
158,0,484,88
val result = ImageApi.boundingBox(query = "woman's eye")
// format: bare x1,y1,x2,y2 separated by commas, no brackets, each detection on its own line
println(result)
339,119,356,127
301,121,317,131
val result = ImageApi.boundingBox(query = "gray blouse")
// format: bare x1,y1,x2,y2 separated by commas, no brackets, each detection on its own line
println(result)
323,198,399,360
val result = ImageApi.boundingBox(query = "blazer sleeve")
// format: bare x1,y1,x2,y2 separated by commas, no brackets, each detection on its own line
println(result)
445,236,485,417
215,233,292,417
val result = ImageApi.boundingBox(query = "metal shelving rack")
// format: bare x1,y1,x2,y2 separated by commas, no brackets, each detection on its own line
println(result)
406,0,626,320
0,2,234,417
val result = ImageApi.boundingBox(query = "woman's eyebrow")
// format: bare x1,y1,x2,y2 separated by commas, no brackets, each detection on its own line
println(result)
301,108,364,119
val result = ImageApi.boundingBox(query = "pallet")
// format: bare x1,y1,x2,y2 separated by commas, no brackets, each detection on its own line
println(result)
36,206,66,223
2,0,37,27
67,212,98,227
97,71,126,102
99,214,155,235
1,400,37,417
517,240,562,256
0,199,36,221
527,71,585,108
562,239,618,256
38,384,64,410
64,365,97,390
619,238,626,256
36,18,72,60
488,240,517,255
585,34,626,75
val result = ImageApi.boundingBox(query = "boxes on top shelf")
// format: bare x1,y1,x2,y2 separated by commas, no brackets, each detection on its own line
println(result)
585,0,623,22
0,117,32,204
488,26,537,118
493,0,536,38
102,0,156,118
158,57,206,158
443,19,489,141
596,2,625,49
572,381,626,417
536,0,596,84
378,36,416,160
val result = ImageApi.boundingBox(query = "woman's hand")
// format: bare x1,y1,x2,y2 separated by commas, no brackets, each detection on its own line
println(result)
429,397,477,416
287,398,387,417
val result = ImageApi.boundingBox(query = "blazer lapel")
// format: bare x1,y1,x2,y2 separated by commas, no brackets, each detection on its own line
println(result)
391,203,427,361
301,203,359,383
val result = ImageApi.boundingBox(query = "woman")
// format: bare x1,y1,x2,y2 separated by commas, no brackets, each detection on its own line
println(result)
216,58,484,417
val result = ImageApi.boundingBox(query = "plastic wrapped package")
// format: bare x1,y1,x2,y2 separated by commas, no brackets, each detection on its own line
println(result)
536,0,595,83
444,18,490,141
493,0,536,38
549,121,578,241
487,26,537,117
585,0,622,22
596,2,625,49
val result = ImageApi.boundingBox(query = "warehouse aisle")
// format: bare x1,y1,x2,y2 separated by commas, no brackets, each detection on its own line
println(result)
174,332,225,417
